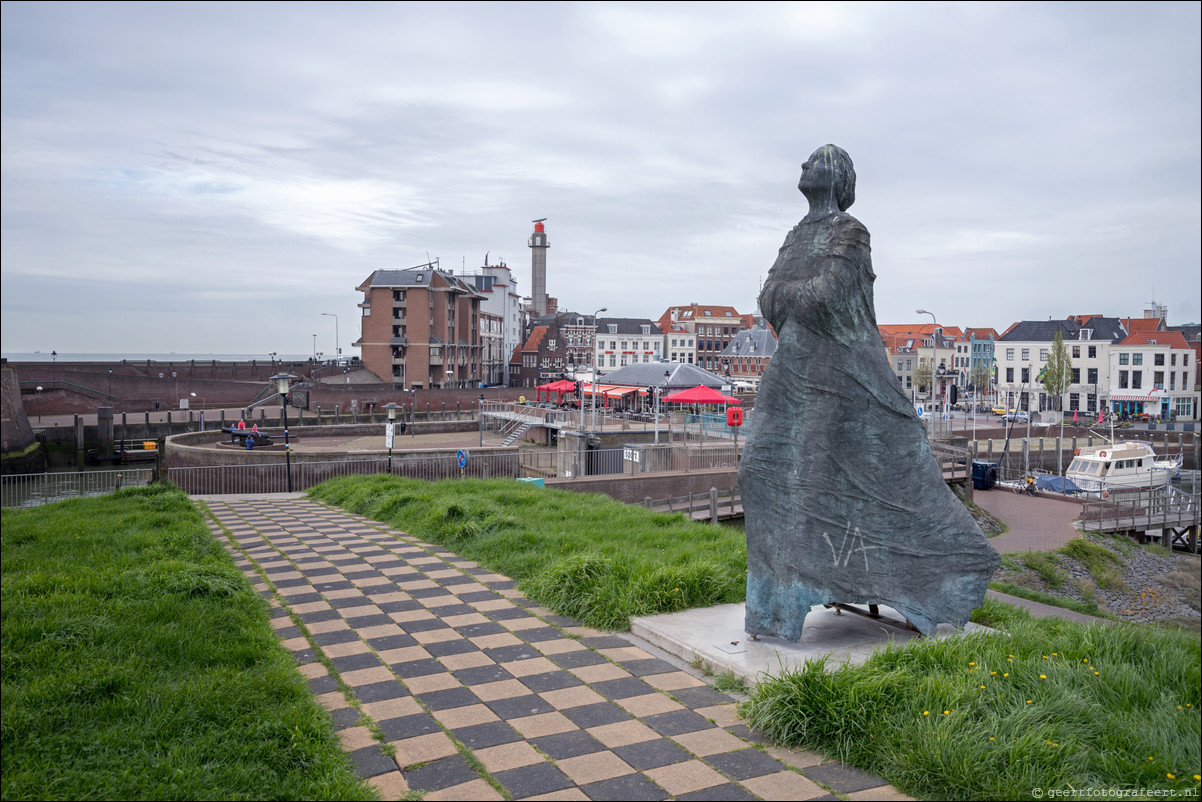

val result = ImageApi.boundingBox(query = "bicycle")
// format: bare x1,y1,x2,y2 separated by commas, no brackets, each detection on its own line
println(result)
1012,475,1038,496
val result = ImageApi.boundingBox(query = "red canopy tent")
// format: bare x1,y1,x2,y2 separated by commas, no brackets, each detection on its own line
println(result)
535,379,577,403
663,385,741,405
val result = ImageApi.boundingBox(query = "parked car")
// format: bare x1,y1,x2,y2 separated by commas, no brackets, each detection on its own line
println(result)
1003,411,1030,423
991,405,1014,416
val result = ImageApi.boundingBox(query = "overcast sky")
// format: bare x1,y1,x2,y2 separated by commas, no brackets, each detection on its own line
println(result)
3,1,1199,358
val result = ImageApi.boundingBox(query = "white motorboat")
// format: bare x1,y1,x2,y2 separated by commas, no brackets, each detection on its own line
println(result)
1065,441,1182,496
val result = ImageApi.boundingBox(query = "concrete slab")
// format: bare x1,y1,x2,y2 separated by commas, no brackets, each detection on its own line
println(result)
631,603,989,682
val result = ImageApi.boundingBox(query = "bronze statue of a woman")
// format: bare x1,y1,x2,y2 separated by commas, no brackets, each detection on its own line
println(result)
739,145,998,639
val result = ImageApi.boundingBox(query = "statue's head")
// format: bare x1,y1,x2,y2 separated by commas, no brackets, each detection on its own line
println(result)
799,144,856,211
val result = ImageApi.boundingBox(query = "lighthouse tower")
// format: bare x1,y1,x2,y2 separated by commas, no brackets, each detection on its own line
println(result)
528,218,549,317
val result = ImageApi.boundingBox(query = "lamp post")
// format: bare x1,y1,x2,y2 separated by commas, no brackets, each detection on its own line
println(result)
916,309,938,438
312,334,317,362
36,385,43,422
590,307,607,434
382,402,401,474
51,350,57,381
108,367,113,397
190,392,206,431
270,373,296,492
322,312,340,363
655,368,670,445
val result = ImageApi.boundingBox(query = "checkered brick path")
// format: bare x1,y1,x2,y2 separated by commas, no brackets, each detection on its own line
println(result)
202,497,913,801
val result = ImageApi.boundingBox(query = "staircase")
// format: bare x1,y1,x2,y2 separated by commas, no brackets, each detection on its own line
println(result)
500,421,534,446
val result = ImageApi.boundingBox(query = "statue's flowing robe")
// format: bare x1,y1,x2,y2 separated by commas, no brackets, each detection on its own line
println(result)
739,211,999,639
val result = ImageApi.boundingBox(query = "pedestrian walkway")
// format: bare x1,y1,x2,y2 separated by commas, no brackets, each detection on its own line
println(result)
976,489,1083,554
200,496,913,801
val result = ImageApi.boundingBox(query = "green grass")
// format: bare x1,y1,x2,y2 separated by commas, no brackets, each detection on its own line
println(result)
1016,551,1067,589
741,599,1201,800
307,475,747,630
1,485,372,801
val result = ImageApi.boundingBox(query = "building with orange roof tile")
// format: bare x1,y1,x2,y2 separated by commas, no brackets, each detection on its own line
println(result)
655,304,748,374
1110,329,1195,419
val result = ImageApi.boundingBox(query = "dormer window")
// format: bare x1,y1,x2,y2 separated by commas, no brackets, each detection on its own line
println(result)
641,325,650,335
1080,329,1092,340
607,324,617,334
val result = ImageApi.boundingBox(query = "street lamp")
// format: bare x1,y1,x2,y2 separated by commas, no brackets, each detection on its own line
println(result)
36,385,43,422
190,392,206,430
590,307,607,434
270,373,296,492
382,402,401,474
321,312,340,362
916,309,938,438
655,368,670,445
312,334,317,362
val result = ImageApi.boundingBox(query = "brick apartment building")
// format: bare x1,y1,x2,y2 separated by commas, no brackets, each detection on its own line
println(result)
655,304,747,373
355,266,484,389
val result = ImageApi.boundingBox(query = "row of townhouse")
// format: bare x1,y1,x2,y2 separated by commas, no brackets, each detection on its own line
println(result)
880,323,999,402
996,314,1198,420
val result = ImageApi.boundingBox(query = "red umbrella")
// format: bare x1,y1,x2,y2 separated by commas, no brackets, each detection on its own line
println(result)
663,385,740,405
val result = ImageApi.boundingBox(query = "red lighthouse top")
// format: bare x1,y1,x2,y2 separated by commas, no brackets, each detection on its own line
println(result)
534,221,545,233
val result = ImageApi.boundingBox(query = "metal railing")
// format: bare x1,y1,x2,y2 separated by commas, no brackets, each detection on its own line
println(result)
518,442,740,479
1,468,156,509
168,452,522,495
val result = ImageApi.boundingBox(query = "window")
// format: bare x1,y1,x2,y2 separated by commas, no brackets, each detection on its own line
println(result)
641,325,650,335
1071,368,1080,383
1039,349,1048,362
1072,346,1081,358
1088,346,1097,358
1021,367,1030,383
1069,393,1079,410
1131,372,1142,389
1006,367,1015,382
1154,353,1165,366
1021,349,1030,361
1133,353,1143,365
1088,368,1098,384
607,324,617,334
1171,353,1177,366
547,339,556,349
1006,348,1015,360
1119,370,1128,389
1119,353,1129,365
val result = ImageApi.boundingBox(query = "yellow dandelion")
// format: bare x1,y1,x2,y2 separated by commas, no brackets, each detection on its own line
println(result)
1094,671,1099,676
991,671,997,676
1188,703,1193,708
1043,655,1049,660
980,685,986,690
1083,658,1089,663
1148,757,1155,762
969,662,975,666
1040,674,1047,680
923,711,929,716
1004,673,1010,678
1193,774,1200,781
943,710,950,715
1026,700,1033,704
989,736,995,741
1052,652,1058,656
1167,773,1175,780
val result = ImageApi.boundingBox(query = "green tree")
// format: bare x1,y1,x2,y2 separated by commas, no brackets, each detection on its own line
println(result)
913,360,933,393
1042,330,1074,474
969,360,992,396
1042,331,1073,410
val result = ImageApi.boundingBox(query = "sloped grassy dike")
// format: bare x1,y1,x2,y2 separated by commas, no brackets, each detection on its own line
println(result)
307,475,747,631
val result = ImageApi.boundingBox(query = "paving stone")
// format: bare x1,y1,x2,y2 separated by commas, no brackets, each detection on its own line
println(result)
622,658,679,677
453,620,507,637
423,638,480,658
590,676,656,700
561,702,633,729
577,773,669,801
452,664,514,685
417,686,482,711
343,613,394,628
519,671,584,693
390,659,446,678
312,629,360,646
354,680,410,703
676,783,759,801
494,762,574,798
612,738,694,770
518,626,566,642
328,707,363,730
366,633,419,650
483,644,541,663
530,730,605,760
642,708,714,736
376,599,423,613
670,686,736,709
330,652,383,673
803,763,888,794
403,754,482,792
484,694,556,720
450,720,522,750
549,650,609,669
398,618,451,634
377,712,442,742
487,605,536,620
349,746,397,779
307,675,340,694
705,748,790,781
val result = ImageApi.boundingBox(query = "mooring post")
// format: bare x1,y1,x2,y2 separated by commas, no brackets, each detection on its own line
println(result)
709,487,718,523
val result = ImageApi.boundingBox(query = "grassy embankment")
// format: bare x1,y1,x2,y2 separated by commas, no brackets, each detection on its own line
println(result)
308,474,747,631
0,485,373,801
311,475,1201,800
